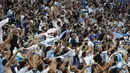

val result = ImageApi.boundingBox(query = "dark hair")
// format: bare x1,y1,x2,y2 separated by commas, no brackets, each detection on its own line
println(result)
57,62,62,70
82,51,86,57
109,68,121,73
112,62,117,66
36,63,43,71
56,58,63,63
77,42,82,47
78,64,84,70
46,46,51,50
43,58,50,64
2,59,8,66
66,42,71,46
92,64,97,73
100,62,106,66
114,55,118,61
63,68,68,73
55,41,59,46
19,61,26,68
57,21,61,26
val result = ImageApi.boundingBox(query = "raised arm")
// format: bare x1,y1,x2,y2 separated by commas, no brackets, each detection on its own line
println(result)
108,68,111,73
102,62,112,71
96,63,104,72
108,43,116,52
94,51,99,58
4,46,11,60
61,57,68,70
20,28,25,37
32,54,42,69
50,59,57,72
79,65,87,73
3,29,13,44
124,44,130,51
27,53,35,68
125,67,129,73
86,46,92,54
54,44,61,55
0,18,9,28
5,48,24,67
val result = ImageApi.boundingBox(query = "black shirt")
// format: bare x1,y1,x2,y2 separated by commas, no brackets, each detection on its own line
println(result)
10,35,18,51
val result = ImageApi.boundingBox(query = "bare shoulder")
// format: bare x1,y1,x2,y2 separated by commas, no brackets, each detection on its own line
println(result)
4,66,12,73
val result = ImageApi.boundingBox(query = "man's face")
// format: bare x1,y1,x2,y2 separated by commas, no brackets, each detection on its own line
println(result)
71,33,76,38
98,47,102,52
13,29,19,36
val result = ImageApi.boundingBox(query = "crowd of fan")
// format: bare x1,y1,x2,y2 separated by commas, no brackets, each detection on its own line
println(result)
0,0,130,73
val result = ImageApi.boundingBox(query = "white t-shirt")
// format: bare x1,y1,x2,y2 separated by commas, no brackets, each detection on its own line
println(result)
0,29,3,43
26,44,38,50
26,70,43,73
31,0,36,5
63,49,76,57
78,49,83,63
26,70,33,73
56,69,62,73
18,67,28,73
43,67,50,73
84,54,94,73
88,7,93,13
88,40,94,47
101,51,109,62
39,20,44,31
84,54,95,66
7,9,13,16
20,15,25,21
0,18,9,43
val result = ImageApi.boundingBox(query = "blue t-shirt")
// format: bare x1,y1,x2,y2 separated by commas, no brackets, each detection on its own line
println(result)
0,58,5,73
70,38,77,47
46,50,55,59
10,64,18,73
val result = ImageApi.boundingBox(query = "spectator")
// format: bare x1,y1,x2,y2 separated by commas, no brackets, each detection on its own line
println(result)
0,0,130,73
